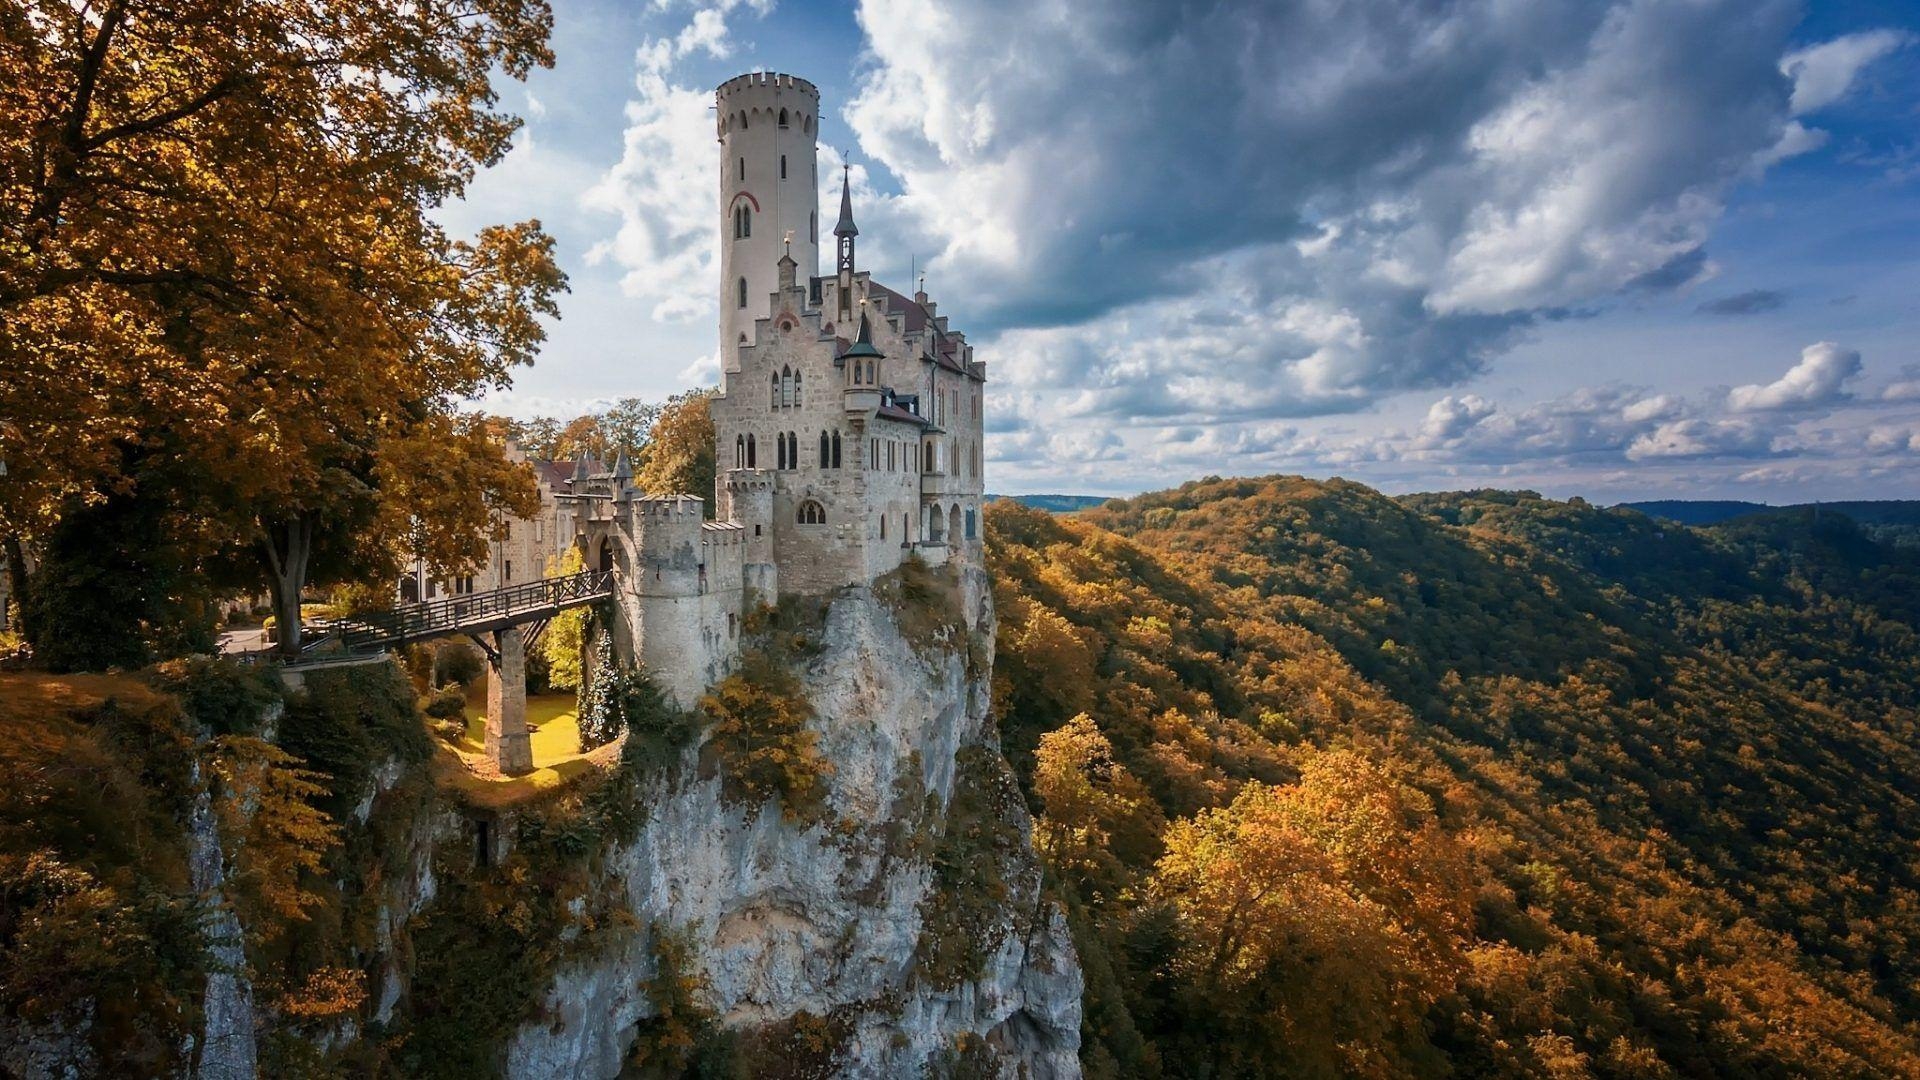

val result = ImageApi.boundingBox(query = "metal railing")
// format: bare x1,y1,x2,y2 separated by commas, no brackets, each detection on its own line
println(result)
303,570,614,654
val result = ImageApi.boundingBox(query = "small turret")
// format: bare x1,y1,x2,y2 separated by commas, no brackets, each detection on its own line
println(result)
843,309,884,419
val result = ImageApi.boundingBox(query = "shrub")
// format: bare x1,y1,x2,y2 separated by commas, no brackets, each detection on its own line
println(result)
144,655,282,735
875,558,965,657
423,686,467,721
277,660,429,820
698,654,830,822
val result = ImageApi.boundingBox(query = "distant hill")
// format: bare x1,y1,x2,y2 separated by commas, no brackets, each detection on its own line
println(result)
1620,498,1920,526
987,476,1920,1076
987,493,1109,513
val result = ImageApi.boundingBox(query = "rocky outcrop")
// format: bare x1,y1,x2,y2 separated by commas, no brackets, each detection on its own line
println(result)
506,566,1082,1078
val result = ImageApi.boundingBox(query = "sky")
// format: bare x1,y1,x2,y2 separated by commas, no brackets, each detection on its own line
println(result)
448,0,1920,503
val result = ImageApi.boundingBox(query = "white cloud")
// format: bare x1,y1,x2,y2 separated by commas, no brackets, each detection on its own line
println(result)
1781,30,1913,115
1727,341,1862,412
581,1,778,322
1627,418,1772,460
1881,365,1920,402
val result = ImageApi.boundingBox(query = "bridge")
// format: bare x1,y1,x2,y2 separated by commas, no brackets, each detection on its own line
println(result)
300,570,616,775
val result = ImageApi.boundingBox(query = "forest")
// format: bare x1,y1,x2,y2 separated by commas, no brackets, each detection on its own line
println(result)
989,477,1920,1078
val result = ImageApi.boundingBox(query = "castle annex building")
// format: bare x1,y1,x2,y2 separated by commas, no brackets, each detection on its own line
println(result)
570,72,987,706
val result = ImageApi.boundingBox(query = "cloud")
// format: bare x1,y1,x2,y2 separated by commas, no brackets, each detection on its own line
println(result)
582,1,775,322
1780,30,1913,115
839,0,1817,436
1727,342,1862,412
1626,418,1773,460
1881,366,1920,403
1697,289,1787,316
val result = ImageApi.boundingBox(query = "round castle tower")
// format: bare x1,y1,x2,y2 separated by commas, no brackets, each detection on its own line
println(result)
717,73,820,367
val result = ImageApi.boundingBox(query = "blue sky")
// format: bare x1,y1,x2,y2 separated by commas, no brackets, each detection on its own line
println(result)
450,0,1920,502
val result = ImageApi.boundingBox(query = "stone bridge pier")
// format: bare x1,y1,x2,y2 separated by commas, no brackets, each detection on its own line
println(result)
484,628,534,775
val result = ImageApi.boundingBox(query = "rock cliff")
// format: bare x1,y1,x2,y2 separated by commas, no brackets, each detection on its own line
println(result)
502,565,1082,1077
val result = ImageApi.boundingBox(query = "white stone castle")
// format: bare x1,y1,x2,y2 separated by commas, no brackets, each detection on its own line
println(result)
557,72,986,705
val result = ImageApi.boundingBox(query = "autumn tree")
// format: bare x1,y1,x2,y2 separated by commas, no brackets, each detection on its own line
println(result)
0,0,563,659
1031,713,1162,897
636,389,716,510
1150,750,1473,1076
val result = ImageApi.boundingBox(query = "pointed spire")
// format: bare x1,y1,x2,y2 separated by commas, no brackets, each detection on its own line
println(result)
612,450,632,482
842,308,884,360
834,163,858,238
571,456,589,484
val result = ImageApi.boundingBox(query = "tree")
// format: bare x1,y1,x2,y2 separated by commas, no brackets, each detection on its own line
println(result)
0,0,563,660
601,398,661,464
1031,713,1162,896
635,389,716,509
541,547,587,691
576,624,622,751
1150,750,1472,1075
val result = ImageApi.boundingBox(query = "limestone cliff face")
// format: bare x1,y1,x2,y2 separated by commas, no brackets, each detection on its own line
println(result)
506,565,1083,1077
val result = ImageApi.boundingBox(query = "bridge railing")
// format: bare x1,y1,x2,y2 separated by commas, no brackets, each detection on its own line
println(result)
306,569,614,654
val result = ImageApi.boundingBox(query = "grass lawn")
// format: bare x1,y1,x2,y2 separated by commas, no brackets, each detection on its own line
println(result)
431,690,622,809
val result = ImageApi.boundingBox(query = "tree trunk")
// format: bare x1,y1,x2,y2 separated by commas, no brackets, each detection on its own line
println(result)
2,532,31,642
259,513,314,658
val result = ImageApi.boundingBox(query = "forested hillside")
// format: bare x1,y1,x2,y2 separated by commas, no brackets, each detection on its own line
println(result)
986,477,1920,1077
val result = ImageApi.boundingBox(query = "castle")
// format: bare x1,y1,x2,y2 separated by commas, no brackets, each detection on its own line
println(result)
565,72,987,705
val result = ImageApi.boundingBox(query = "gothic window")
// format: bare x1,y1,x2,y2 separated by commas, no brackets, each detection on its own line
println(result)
776,432,786,470
778,108,789,128
736,434,745,467
794,369,802,404
798,500,825,525
965,509,977,539
780,154,788,179
737,276,747,308
770,372,779,408
819,429,829,467
949,505,961,544
785,432,798,470
738,112,747,129
746,433,756,468
832,431,842,469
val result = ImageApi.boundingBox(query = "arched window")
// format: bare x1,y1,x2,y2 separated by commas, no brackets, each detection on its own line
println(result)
770,372,779,408
798,500,825,525
965,509,977,539
746,433,756,468
780,154,788,180
819,429,830,467
831,431,842,469
735,434,745,467
786,432,798,471
949,505,962,545
793,369,802,404
738,112,747,129
737,276,747,308
778,108,789,128
803,115,812,133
